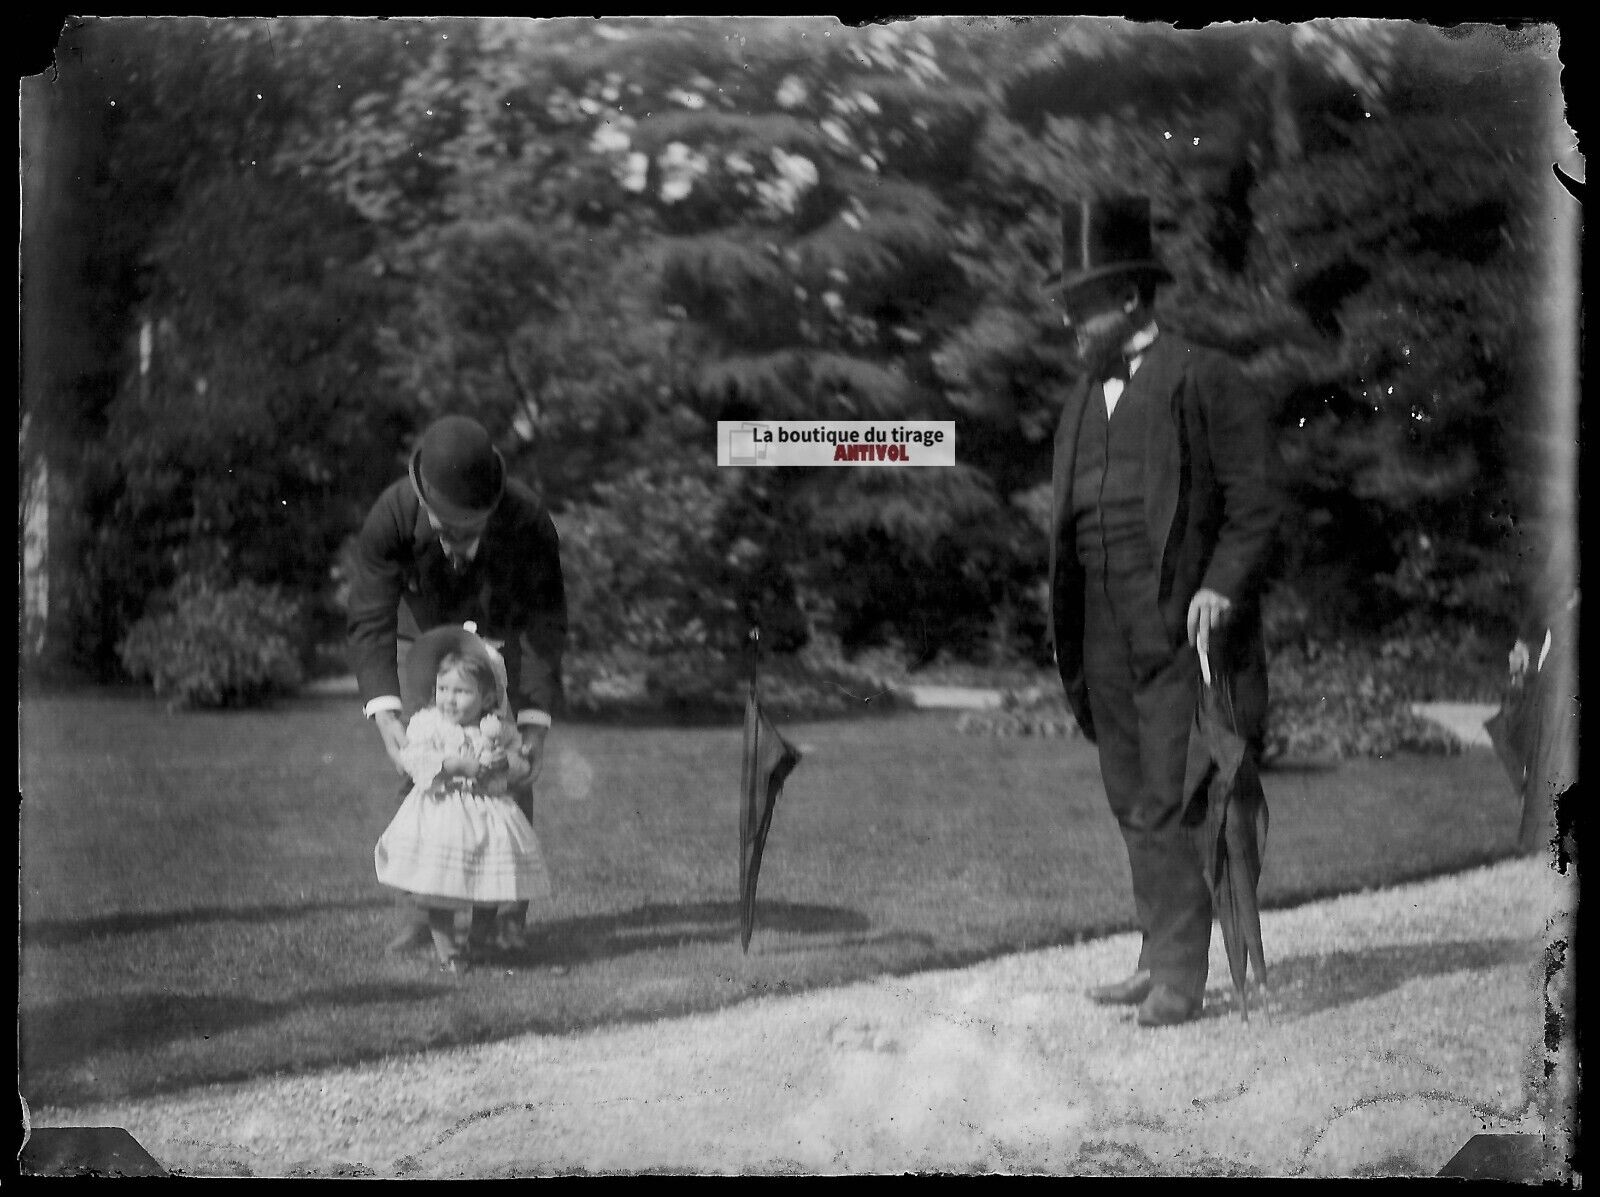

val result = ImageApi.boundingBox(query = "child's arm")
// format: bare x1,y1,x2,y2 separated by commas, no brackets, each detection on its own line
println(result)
397,710,474,789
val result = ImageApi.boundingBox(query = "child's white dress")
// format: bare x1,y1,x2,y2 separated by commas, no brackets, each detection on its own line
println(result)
374,707,552,908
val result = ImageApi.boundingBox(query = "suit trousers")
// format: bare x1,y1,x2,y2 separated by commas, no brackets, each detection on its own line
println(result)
1080,552,1211,1002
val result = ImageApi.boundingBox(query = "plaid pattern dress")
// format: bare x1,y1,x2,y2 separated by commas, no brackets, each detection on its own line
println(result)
375,708,552,909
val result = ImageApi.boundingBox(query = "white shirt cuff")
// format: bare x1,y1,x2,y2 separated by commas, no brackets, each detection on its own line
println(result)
517,709,553,729
364,695,403,719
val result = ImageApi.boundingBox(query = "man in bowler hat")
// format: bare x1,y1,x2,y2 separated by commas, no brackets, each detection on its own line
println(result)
1045,195,1279,1025
348,414,568,954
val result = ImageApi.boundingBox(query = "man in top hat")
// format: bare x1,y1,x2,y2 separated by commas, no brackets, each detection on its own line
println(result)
348,413,568,954
1045,195,1279,1025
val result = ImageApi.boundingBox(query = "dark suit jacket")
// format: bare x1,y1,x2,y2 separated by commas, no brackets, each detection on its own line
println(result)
347,477,568,716
1048,332,1279,743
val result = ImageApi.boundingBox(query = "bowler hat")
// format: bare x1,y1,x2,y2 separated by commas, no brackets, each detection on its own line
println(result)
405,622,510,718
408,416,506,524
1042,194,1173,296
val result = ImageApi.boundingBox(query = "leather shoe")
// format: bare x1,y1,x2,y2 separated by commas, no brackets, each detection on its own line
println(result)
1087,969,1153,1006
1136,984,1202,1027
385,923,433,954
493,922,529,954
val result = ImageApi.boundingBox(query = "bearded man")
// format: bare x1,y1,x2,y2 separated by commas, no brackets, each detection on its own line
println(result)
1045,195,1279,1026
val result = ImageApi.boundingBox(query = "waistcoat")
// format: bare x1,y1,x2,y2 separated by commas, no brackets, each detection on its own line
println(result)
1072,381,1153,574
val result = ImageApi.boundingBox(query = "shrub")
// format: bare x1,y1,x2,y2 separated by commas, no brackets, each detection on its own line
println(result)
117,575,305,710
562,641,908,723
554,470,740,659
958,682,1080,739
946,627,1491,759
1264,636,1476,762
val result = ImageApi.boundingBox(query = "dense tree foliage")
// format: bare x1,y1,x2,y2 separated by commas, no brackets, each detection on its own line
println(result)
22,16,1572,696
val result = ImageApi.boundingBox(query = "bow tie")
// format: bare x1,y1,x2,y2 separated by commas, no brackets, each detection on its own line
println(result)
1099,355,1132,384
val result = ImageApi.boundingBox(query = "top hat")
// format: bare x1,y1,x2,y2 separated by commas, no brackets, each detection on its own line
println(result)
408,416,506,525
1042,194,1173,296
404,622,510,718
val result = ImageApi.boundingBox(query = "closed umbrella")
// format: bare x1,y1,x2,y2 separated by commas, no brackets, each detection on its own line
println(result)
1484,676,1537,810
1486,592,1579,854
739,630,802,952
1186,655,1269,1019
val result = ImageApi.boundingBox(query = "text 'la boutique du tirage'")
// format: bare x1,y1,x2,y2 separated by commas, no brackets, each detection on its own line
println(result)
716,421,957,467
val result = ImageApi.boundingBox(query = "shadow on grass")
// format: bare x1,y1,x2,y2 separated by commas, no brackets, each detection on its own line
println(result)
1260,756,1344,774
20,981,441,1075
1200,936,1535,1023
21,897,393,948
760,928,939,955
504,899,873,967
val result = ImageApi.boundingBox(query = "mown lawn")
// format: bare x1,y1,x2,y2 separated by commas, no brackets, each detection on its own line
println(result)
19,689,1522,1108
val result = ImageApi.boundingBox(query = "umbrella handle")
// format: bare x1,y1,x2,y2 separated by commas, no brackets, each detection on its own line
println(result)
747,624,762,698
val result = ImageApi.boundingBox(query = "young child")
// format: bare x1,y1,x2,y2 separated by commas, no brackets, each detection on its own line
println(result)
374,627,552,973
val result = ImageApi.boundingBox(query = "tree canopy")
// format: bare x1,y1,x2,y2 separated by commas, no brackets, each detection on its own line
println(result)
22,16,1574,690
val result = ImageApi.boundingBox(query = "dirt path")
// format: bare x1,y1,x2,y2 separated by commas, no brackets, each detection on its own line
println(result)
26,854,1576,1179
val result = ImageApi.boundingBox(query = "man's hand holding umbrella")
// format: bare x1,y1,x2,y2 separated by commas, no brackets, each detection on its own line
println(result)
1188,588,1234,683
